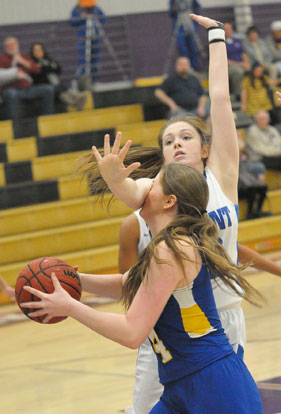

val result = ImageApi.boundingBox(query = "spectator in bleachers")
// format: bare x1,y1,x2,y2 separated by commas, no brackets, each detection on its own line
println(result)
243,25,278,80
0,37,54,120
241,61,281,122
0,274,15,301
0,67,26,86
154,56,208,119
70,0,106,88
225,22,250,100
245,110,281,171
237,129,271,219
30,42,88,111
265,20,281,76
168,0,201,72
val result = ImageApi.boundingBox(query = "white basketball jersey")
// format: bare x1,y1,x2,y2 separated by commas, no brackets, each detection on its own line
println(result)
135,167,242,310
134,209,152,255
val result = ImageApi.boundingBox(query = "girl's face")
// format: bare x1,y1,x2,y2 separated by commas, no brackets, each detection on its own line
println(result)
249,30,259,42
32,44,44,59
161,121,208,173
253,66,263,78
140,172,168,221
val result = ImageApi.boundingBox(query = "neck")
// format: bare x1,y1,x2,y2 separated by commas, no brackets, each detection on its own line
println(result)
143,213,173,239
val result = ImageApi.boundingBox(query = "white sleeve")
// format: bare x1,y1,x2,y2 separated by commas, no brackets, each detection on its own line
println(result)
0,68,18,86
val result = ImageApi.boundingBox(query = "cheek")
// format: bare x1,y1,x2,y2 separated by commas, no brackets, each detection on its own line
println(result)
162,147,173,164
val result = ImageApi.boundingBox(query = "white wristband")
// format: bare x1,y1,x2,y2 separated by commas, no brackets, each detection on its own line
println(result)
208,27,225,44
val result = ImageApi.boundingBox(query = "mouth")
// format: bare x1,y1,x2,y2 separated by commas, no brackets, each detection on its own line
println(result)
174,151,185,160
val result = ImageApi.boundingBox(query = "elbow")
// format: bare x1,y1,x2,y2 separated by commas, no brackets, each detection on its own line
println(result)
121,333,146,350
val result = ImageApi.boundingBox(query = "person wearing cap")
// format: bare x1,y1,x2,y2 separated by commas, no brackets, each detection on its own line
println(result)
265,20,281,75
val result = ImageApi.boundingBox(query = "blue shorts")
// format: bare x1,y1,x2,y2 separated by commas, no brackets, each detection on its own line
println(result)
150,353,262,414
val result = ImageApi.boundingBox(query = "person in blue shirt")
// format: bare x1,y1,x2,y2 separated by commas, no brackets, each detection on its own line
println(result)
169,0,201,71
70,1,106,83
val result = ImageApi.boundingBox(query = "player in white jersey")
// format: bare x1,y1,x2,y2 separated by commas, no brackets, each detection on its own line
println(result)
87,15,280,414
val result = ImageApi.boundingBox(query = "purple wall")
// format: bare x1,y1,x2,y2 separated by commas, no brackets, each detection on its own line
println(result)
0,4,277,83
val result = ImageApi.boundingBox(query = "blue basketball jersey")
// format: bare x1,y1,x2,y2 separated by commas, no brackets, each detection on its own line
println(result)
148,263,234,385
138,167,242,311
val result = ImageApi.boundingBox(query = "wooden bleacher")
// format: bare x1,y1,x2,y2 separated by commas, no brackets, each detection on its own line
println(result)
0,94,280,305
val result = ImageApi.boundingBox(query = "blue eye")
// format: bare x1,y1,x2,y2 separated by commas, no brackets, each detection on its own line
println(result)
165,139,173,145
183,135,191,140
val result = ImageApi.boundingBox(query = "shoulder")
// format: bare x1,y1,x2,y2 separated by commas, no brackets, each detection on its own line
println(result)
120,213,140,237
155,237,196,262
269,125,280,135
247,124,258,134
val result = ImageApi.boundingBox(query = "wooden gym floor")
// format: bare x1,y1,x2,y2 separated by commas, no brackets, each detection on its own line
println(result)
0,251,281,414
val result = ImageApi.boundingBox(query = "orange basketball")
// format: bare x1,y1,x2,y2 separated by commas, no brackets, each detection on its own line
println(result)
15,257,82,324
79,0,97,8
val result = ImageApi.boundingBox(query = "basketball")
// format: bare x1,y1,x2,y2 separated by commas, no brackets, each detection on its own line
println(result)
15,257,82,324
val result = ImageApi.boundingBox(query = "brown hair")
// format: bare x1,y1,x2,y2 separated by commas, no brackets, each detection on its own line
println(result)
74,115,210,203
122,163,263,309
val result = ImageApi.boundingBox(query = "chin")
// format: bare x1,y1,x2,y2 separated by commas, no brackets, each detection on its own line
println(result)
175,158,187,164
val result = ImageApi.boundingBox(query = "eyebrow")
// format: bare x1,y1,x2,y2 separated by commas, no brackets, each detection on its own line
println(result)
163,129,194,138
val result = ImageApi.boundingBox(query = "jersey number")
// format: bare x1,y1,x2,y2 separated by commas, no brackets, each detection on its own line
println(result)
150,329,173,363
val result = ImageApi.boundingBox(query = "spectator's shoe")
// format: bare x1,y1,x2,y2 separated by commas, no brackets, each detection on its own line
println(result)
75,92,88,111
247,211,272,220
256,211,272,218
60,90,77,106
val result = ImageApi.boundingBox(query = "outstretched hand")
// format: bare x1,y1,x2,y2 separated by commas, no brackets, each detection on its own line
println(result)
190,13,219,29
20,273,73,323
92,132,141,189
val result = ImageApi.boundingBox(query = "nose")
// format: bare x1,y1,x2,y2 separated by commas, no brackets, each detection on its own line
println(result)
173,138,182,148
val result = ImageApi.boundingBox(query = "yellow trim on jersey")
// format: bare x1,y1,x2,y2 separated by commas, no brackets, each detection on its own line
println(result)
180,304,214,337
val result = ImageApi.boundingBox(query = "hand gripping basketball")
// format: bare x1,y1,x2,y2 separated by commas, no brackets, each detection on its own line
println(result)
15,257,82,324
20,273,74,324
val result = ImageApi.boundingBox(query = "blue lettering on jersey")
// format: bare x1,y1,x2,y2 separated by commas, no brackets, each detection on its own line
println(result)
208,206,232,230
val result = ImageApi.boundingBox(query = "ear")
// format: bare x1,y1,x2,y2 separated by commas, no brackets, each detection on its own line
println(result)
164,195,177,210
201,144,210,160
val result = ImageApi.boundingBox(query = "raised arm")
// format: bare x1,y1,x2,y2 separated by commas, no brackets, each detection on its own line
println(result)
190,14,239,202
92,132,153,209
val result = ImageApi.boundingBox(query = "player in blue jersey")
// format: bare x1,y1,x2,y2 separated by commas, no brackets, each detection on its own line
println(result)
73,14,280,413
21,162,263,413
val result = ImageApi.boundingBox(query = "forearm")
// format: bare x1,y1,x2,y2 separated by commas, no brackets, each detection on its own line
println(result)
198,95,207,110
209,41,230,101
0,275,9,291
240,88,247,111
69,300,141,348
154,88,176,108
238,244,281,277
107,177,152,209
79,272,123,299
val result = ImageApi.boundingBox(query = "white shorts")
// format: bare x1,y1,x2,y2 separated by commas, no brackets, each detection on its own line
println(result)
125,305,246,414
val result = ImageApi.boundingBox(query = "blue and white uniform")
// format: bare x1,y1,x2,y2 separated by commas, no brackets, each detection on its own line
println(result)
149,264,262,413
126,167,245,414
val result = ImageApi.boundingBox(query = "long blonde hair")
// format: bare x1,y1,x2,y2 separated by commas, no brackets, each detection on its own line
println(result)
122,164,263,309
